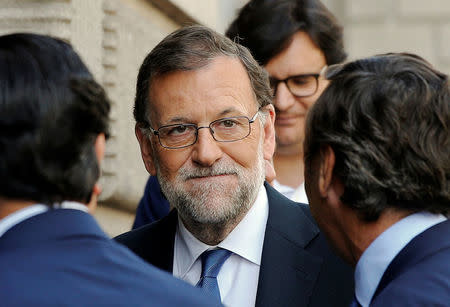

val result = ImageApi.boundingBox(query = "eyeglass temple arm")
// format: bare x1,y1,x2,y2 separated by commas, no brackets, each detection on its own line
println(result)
148,125,159,136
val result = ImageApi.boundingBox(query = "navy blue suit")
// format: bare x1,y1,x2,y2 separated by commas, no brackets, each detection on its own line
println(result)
116,182,354,307
0,208,220,307
370,219,450,306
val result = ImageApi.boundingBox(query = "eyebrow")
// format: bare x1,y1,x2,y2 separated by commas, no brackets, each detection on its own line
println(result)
164,116,192,125
217,107,239,117
270,65,327,79
162,107,242,125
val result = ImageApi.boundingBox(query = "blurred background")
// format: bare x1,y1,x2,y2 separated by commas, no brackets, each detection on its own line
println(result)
1,0,448,236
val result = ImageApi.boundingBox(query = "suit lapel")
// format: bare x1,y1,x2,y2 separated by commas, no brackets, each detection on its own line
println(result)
255,183,323,307
142,209,178,273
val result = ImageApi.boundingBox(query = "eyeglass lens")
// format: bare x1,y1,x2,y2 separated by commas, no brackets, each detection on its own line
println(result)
157,116,252,148
270,75,318,97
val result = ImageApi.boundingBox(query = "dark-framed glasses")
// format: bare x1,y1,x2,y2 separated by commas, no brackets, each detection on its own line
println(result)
148,110,260,149
269,65,327,98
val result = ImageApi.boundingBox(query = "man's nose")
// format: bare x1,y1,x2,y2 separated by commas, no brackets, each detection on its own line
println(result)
274,82,296,111
191,127,223,167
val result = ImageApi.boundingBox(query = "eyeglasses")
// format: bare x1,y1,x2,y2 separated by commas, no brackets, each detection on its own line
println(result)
269,65,327,98
148,110,260,149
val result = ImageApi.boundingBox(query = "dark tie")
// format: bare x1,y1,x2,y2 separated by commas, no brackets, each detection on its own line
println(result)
196,249,232,301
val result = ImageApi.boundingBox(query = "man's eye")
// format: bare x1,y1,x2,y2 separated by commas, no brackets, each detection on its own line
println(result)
290,76,309,85
167,125,189,135
218,119,238,128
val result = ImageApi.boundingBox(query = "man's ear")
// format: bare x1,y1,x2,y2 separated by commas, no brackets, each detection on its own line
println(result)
318,145,344,206
94,133,106,163
87,133,107,213
261,104,276,161
135,124,157,176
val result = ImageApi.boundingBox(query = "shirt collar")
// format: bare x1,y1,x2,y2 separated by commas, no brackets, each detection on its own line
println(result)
0,204,48,238
0,201,88,238
272,180,308,204
53,201,89,212
175,184,269,279
355,211,447,307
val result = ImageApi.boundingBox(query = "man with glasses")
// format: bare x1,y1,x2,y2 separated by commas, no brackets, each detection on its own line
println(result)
132,0,346,230
116,25,353,307
226,0,346,203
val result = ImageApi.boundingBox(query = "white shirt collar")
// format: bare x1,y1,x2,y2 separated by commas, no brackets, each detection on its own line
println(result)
355,211,447,307
175,184,269,279
272,179,308,204
53,201,89,212
0,201,89,238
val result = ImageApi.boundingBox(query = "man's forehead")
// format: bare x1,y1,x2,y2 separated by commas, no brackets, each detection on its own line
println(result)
264,31,326,78
147,56,257,123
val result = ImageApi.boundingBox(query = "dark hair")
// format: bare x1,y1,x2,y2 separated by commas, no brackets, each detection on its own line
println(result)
134,25,272,127
304,53,450,221
226,0,346,66
0,33,110,204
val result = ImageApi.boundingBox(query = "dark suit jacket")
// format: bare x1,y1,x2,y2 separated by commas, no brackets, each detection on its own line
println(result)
116,183,354,307
133,176,170,229
371,218,450,306
0,208,220,307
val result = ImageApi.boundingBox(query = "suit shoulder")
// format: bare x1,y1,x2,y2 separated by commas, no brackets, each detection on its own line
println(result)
372,247,450,306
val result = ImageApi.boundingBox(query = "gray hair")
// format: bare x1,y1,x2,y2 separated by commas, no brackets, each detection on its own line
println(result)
134,25,272,128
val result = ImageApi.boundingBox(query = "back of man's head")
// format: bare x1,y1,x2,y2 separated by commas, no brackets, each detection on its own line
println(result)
305,53,449,221
226,0,346,65
0,33,110,205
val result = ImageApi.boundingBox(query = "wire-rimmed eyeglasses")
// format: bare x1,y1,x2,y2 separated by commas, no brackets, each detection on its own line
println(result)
269,65,327,97
147,110,260,149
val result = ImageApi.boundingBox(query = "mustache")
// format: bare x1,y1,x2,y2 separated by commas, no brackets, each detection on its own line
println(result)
178,163,240,180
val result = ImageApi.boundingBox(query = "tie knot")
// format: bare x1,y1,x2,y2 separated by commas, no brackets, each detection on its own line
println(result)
200,248,232,279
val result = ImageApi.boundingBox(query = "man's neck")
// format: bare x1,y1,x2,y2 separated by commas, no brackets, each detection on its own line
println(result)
0,198,35,220
273,150,304,188
346,209,415,266
180,207,250,246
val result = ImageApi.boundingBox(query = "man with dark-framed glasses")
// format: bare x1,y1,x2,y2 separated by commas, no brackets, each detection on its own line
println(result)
226,0,346,204
115,25,353,307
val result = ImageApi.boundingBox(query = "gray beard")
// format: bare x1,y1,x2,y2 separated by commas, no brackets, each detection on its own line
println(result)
156,144,265,226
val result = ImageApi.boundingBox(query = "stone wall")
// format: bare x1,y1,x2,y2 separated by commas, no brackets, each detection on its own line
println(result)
1,0,449,236
323,0,450,74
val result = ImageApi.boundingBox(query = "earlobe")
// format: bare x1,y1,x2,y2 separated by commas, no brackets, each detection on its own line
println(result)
262,104,276,161
135,124,157,176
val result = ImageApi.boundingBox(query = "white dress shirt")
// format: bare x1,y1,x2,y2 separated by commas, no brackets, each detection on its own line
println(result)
354,211,448,307
272,179,308,204
173,185,269,307
0,201,88,238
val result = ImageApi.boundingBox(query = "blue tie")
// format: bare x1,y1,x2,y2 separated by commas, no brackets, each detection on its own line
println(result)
196,249,232,301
